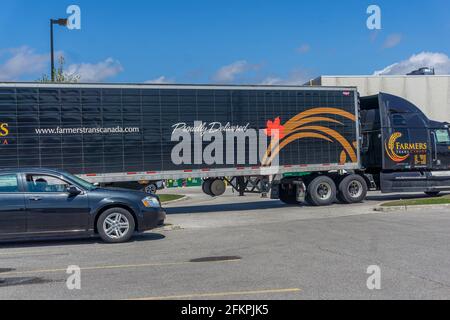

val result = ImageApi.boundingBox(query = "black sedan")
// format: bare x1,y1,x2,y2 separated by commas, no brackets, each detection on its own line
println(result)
0,168,166,243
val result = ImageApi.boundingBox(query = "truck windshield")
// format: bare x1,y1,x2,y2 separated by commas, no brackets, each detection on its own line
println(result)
65,173,97,191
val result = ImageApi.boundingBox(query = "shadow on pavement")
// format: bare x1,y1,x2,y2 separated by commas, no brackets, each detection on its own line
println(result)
167,200,296,215
366,192,449,201
0,232,165,249
167,192,450,215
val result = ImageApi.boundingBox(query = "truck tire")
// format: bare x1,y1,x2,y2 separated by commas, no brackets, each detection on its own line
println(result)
209,179,226,197
306,176,337,206
425,191,441,197
97,208,136,243
279,184,300,205
338,174,368,204
202,179,214,196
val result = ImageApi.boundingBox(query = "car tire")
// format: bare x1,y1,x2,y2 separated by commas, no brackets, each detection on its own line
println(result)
97,208,136,243
338,175,368,204
143,184,158,194
306,176,337,207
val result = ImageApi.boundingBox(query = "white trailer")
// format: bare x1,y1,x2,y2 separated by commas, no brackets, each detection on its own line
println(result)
308,75,450,123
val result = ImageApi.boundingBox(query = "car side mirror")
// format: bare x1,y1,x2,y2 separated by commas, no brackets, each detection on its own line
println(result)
67,185,81,196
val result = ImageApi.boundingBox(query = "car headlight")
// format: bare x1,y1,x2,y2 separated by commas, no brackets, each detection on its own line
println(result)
142,196,160,208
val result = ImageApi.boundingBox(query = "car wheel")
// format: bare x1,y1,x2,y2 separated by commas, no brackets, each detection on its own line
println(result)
144,184,158,194
306,176,337,206
338,175,368,204
97,208,135,243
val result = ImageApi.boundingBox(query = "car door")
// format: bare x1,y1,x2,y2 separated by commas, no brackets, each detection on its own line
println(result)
0,174,26,238
24,173,91,233
431,129,450,170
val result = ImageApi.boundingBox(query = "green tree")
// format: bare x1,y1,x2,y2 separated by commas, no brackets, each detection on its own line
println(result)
37,56,81,83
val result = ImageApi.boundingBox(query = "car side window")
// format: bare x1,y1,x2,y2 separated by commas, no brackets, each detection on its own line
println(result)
435,129,450,145
26,175,70,193
0,175,19,193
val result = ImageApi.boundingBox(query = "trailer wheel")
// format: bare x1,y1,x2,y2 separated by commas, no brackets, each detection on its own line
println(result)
279,184,300,205
202,179,214,196
209,179,226,197
338,175,368,204
306,176,337,206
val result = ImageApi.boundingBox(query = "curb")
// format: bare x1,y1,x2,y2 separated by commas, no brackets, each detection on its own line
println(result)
160,195,189,205
374,203,450,212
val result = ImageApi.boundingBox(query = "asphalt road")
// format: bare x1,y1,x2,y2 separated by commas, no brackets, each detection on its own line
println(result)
1,188,450,300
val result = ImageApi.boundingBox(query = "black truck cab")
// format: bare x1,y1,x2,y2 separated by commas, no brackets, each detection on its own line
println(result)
360,93,450,193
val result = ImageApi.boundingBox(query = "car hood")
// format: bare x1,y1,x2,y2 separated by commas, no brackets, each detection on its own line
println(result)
89,187,154,199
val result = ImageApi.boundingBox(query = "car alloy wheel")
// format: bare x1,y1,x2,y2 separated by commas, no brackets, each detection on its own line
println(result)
103,213,130,240
144,184,157,194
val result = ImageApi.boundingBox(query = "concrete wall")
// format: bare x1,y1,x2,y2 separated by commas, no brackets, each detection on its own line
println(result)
313,76,450,123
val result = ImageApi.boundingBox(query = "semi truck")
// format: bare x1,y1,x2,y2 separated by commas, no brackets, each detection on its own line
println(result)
1,82,449,206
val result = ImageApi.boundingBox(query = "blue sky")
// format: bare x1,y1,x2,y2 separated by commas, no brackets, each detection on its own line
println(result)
0,0,449,83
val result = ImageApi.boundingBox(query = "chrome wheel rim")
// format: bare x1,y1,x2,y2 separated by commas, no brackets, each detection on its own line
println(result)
348,181,363,198
103,213,130,239
317,182,332,200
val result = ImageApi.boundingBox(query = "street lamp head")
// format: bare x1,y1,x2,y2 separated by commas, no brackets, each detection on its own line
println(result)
51,18,68,26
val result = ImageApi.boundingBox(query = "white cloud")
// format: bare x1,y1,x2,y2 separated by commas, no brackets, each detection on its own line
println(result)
374,52,450,75
296,44,311,54
382,33,402,49
212,60,260,83
260,70,309,86
0,46,48,81
66,58,123,82
0,46,124,82
145,76,174,84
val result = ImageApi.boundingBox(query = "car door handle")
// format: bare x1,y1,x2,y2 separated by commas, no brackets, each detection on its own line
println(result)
29,197,42,201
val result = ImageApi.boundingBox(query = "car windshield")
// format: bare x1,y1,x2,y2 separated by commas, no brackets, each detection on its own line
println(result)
64,172,97,191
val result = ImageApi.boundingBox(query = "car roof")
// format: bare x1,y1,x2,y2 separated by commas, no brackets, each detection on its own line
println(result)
0,168,67,175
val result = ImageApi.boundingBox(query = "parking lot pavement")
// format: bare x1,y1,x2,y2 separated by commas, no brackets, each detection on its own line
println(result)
1,188,450,300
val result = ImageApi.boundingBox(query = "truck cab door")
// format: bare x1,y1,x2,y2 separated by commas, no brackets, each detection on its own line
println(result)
431,128,450,170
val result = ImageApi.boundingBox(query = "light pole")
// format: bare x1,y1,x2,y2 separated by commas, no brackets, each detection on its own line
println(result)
50,18,68,82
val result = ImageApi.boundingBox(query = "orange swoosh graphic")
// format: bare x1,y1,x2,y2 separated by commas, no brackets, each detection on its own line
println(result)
284,108,356,131
264,132,333,165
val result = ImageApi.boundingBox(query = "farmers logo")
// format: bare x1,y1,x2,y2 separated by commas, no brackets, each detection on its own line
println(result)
385,132,427,163
0,123,9,145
